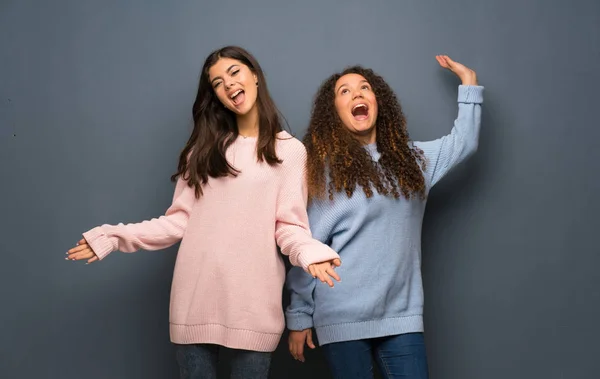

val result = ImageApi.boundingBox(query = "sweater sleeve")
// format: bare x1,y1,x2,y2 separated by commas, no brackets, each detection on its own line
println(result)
81,177,195,260
414,85,484,188
286,266,318,330
275,146,340,271
285,195,336,330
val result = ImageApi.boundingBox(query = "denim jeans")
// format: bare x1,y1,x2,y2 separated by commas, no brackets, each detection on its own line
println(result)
175,343,272,379
321,332,429,379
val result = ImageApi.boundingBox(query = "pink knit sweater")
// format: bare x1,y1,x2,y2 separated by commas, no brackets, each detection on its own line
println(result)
82,131,339,352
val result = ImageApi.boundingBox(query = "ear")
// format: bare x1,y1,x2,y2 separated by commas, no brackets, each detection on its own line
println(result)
253,73,258,85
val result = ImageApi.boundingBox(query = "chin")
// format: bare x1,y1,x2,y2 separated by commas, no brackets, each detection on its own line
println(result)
227,102,247,115
352,124,374,134
238,99,258,116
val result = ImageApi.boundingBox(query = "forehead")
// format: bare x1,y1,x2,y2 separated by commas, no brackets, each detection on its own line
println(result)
335,73,368,89
208,57,246,79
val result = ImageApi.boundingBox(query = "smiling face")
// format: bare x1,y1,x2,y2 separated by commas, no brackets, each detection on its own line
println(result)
334,73,379,144
208,57,258,116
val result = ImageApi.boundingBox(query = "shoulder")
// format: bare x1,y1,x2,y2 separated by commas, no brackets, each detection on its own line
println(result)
275,131,307,164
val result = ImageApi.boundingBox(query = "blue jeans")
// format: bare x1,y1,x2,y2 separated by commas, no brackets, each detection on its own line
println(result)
174,343,271,379
322,333,429,379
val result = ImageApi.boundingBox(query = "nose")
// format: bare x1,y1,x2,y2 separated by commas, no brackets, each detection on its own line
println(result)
352,89,364,100
224,77,235,89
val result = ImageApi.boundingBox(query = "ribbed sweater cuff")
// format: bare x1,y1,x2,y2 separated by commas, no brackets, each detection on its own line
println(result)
286,312,314,331
82,226,115,260
458,85,484,104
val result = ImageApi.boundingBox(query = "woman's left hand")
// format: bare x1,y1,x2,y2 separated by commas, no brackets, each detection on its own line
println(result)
436,55,478,86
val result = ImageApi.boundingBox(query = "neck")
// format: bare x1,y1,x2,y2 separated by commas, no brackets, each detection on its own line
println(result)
236,105,259,138
355,130,376,145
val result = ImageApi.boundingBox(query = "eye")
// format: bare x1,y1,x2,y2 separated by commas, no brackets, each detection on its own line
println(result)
213,81,222,89
340,88,349,95
231,69,239,76
361,84,370,90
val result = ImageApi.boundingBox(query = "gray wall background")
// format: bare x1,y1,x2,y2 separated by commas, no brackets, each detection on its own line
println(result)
1,0,599,378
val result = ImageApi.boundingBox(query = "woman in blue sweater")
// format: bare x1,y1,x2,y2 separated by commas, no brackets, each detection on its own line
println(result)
285,55,483,379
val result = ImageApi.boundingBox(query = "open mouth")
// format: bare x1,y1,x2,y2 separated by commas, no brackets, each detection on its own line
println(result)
351,103,369,121
230,89,245,106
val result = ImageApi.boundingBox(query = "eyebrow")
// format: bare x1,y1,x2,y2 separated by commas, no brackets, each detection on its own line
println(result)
210,65,239,85
336,80,369,93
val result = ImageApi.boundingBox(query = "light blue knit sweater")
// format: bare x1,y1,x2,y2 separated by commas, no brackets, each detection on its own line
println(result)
285,85,484,345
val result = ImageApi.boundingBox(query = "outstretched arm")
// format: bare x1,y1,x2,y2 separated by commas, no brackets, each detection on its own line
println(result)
415,56,484,187
67,177,195,263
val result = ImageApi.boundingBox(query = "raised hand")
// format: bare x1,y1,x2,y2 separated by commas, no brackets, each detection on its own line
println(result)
66,238,99,264
436,55,478,86
308,258,341,287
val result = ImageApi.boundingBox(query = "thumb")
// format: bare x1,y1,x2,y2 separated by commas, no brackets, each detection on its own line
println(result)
307,330,316,349
332,258,342,267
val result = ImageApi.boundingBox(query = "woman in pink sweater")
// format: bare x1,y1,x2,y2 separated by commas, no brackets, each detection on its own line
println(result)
66,45,341,379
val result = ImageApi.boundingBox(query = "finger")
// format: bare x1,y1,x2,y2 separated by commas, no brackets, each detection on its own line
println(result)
314,269,325,283
326,267,341,282
332,258,342,267
72,252,94,261
441,57,451,69
307,330,316,349
444,56,460,70
296,343,305,362
67,243,89,254
314,268,325,283
435,55,446,67
308,265,317,278
67,250,94,261
87,256,99,264
78,238,86,245
66,250,83,260
67,247,91,258
318,269,334,287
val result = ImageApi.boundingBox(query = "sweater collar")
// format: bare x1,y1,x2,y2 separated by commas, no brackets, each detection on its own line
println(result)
364,142,380,160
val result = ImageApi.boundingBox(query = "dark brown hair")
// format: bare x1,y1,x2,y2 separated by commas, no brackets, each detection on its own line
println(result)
304,66,427,201
171,46,283,197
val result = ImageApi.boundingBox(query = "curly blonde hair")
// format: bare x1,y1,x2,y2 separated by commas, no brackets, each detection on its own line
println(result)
304,66,427,201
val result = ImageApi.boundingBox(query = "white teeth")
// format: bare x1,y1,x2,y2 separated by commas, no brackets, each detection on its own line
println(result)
352,103,368,111
230,90,243,99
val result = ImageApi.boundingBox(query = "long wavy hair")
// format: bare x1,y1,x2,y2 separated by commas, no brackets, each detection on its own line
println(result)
171,46,283,197
304,66,427,201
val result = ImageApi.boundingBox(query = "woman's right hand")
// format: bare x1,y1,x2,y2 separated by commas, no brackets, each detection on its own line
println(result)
288,329,316,362
66,238,99,264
